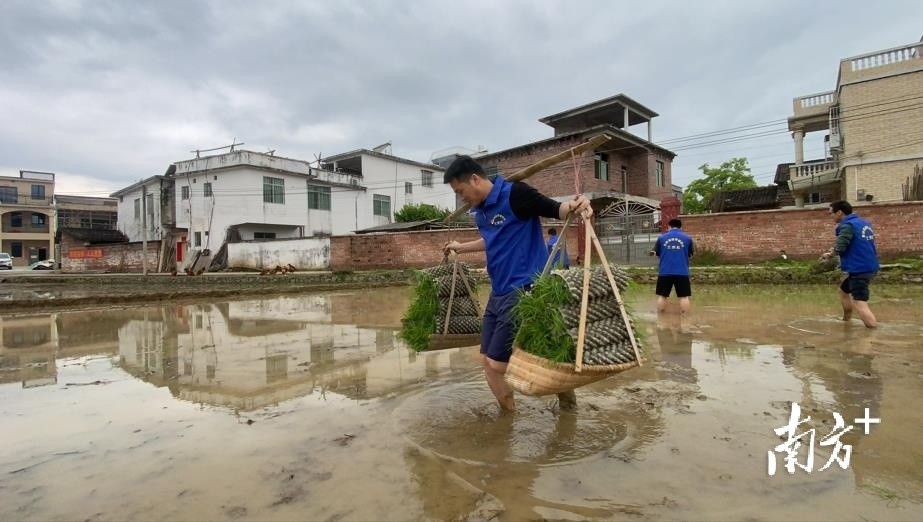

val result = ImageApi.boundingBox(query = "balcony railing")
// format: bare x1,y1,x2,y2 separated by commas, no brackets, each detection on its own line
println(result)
311,168,364,188
848,42,920,72
840,42,923,84
792,160,838,179
792,90,837,119
0,194,54,206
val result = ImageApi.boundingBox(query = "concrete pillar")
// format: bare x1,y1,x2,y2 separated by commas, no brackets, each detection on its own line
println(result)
647,120,652,142
623,107,629,129
792,127,805,164
793,193,805,208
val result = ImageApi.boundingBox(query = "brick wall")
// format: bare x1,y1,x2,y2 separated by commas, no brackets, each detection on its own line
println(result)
680,201,923,262
330,223,582,271
61,234,161,273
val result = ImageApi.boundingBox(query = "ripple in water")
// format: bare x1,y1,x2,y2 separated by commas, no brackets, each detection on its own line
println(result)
392,381,632,465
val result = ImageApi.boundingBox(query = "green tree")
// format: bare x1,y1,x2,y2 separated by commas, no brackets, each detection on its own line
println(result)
394,203,451,222
681,157,757,214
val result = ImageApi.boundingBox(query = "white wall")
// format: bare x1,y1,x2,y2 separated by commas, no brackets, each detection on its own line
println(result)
173,167,311,254
359,155,455,227
115,180,164,242
227,237,330,270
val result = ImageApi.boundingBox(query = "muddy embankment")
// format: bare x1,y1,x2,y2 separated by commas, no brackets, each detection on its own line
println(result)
2,264,921,312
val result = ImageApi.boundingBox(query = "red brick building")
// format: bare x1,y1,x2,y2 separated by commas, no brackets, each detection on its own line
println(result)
472,94,677,204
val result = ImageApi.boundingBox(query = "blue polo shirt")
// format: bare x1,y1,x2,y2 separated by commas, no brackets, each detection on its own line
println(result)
655,228,694,276
472,178,549,295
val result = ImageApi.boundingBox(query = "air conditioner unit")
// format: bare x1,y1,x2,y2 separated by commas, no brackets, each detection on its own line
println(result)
829,131,842,151
857,189,866,199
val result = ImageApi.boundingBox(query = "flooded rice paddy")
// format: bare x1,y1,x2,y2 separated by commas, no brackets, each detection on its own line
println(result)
1,284,922,521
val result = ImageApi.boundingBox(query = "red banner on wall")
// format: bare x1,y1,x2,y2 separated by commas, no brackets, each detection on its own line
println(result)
68,248,104,259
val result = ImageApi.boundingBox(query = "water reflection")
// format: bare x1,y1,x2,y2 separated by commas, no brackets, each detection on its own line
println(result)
1,285,922,520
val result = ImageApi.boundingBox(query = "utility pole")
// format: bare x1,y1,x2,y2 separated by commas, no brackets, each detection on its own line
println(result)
142,184,148,276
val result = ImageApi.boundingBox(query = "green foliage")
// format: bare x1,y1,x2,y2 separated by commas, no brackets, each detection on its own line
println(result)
682,157,757,214
689,247,730,266
399,273,439,351
513,275,575,363
394,203,451,223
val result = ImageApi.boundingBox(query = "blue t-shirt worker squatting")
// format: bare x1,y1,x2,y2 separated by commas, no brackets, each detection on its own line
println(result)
652,219,695,314
442,155,593,411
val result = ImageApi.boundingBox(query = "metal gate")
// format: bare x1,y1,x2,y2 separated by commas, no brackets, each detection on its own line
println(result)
595,198,660,266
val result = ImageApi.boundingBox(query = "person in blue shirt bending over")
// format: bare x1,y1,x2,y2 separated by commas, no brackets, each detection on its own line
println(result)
821,200,879,328
442,156,592,412
651,218,695,315
546,228,570,269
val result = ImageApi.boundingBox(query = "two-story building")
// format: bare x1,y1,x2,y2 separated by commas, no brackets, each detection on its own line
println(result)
110,173,177,243
169,150,365,269
786,37,923,206
320,146,454,225
470,94,677,204
0,171,56,268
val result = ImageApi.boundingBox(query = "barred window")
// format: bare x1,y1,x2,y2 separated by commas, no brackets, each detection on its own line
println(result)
421,170,433,188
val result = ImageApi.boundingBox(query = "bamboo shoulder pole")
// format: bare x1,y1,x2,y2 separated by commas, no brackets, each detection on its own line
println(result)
588,226,642,366
441,260,459,335
444,133,611,222
574,216,593,373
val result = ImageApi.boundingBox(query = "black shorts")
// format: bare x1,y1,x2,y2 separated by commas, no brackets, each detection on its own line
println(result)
840,272,875,302
656,275,692,298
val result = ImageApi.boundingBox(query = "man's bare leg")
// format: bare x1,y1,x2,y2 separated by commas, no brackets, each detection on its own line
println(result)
656,296,668,313
838,289,853,321
852,300,878,329
483,356,515,411
679,297,691,315
557,390,577,412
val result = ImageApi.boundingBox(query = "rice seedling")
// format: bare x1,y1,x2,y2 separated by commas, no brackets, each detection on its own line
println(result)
513,275,576,363
399,272,440,351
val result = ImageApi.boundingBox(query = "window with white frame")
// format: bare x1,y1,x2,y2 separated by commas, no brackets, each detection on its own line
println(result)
308,185,331,210
204,182,213,197
263,176,284,204
373,194,391,218
181,186,190,200
421,170,433,188
134,198,141,218
405,182,413,195
655,160,665,187
194,231,202,247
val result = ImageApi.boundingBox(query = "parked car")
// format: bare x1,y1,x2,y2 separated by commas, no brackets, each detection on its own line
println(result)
29,260,55,270
0,253,12,270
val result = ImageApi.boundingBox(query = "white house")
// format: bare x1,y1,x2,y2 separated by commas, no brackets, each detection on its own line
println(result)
110,174,176,242
320,147,454,229
170,150,365,269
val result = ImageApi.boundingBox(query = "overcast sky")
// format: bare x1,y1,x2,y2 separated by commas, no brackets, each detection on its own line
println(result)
1,0,921,196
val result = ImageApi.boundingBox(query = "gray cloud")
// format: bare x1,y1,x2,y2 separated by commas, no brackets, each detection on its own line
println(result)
1,0,921,194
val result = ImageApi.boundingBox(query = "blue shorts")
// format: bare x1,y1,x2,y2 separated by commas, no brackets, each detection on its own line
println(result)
480,290,522,363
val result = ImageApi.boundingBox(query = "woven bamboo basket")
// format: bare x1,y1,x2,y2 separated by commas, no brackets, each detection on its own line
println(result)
504,213,643,395
399,257,482,352
506,347,640,396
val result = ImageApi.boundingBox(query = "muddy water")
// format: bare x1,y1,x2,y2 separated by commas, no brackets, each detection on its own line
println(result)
1,285,922,521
